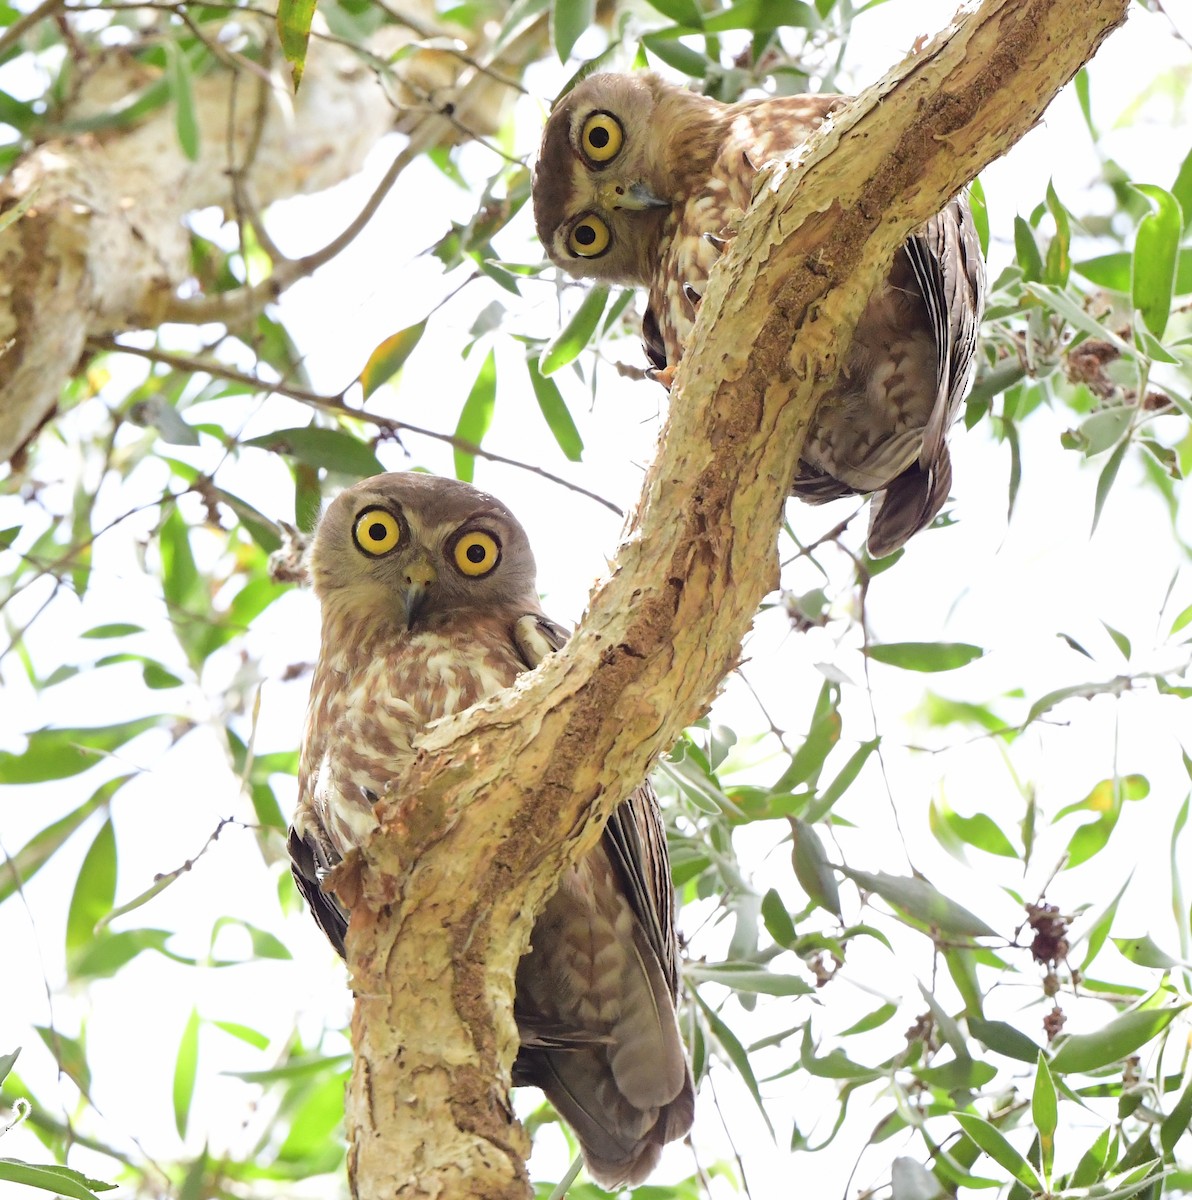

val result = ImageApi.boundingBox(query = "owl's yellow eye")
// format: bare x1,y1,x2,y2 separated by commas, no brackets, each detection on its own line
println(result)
568,214,610,258
452,530,501,577
580,112,623,163
352,507,402,557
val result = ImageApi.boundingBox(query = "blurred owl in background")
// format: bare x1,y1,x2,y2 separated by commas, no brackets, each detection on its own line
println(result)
532,72,986,557
288,471,694,1188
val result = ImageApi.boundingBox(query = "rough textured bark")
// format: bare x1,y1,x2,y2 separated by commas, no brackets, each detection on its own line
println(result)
338,0,1128,1195
0,10,536,466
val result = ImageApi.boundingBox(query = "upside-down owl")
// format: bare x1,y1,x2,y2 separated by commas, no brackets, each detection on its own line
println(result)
288,471,695,1188
532,72,986,557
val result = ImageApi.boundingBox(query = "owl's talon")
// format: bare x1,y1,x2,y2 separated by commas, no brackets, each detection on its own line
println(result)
646,364,677,390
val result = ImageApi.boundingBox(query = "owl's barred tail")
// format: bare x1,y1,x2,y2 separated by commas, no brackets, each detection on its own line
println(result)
866,443,953,558
532,1048,695,1188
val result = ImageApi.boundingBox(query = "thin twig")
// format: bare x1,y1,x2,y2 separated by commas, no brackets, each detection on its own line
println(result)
86,335,625,515
0,0,66,56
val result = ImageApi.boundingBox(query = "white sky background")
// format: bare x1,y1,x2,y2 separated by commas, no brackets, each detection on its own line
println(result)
2,1,1192,1197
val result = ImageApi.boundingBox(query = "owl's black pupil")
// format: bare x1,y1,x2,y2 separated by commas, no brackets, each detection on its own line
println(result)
466,543,487,563
588,126,610,149
368,522,388,542
575,225,597,246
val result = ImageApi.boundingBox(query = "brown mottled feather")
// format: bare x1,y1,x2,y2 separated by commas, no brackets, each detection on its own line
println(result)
289,471,694,1188
532,72,986,555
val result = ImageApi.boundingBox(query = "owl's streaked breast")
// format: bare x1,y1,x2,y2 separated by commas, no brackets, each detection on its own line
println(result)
300,616,526,858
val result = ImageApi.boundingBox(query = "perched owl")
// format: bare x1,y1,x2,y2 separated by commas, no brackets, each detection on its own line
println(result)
532,72,986,557
288,471,695,1188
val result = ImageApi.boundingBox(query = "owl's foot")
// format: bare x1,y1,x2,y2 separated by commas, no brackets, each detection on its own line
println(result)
646,364,677,390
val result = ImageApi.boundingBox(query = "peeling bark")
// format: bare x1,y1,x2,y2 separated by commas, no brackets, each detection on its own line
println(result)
341,0,1129,1196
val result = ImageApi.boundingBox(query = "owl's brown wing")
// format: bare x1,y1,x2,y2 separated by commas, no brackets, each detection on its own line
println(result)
513,611,678,995
866,194,986,556
289,821,350,958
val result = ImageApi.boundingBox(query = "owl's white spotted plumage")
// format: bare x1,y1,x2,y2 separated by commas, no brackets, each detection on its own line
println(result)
288,471,694,1187
532,71,986,556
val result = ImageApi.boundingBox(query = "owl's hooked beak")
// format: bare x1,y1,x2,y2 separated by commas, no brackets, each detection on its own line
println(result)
597,179,669,212
402,559,437,630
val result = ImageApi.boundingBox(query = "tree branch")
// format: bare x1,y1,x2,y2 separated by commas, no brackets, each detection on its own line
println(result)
342,1,1129,1196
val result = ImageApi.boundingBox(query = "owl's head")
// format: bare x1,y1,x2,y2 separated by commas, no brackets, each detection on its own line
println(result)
533,72,696,286
309,472,539,630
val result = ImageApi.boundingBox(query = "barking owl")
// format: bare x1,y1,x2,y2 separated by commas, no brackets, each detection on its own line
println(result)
288,471,695,1188
532,71,986,557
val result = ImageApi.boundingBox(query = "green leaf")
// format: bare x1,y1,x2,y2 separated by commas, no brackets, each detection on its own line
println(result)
211,1021,270,1051
1043,180,1071,286
164,41,199,161
773,679,840,791
81,623,143,639
454,348,497,483
839,1003,897,1037
1131,184,1183,338
539,284,609,376
1111,935,1181,969
65,819,117,963
1071,1126,1111,1188
700,0,815,32
866,642,985,672
1160,1073,1192,1155
0,1160,114,1200
640,32,708,75
1172,143,1192,231
644,0,702,24
968,1017,1041,1063
70,927,191,980
1050,1003,1189,1074
837,866,996,937
33,1026,91,1096
243,426,384,477
693,992,774,1134
359,321,426,399
552,0,594,60
790,818,841,916
1014,216,1045,282
968,178,989,259
0,1048,19,1086
807,737,878,820
687,961,813,996
955,1113,1043,1192
1032,1052,1058,1176
526,354,583,461
0,720,161,784
277,0,316,88
930,799,1017,858
0,776,129,903
1091,437,1129,536
173,1008,200,1138
760,887,797,947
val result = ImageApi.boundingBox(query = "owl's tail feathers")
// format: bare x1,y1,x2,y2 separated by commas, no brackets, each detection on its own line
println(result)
532,1048,695,1188
866,443,953,559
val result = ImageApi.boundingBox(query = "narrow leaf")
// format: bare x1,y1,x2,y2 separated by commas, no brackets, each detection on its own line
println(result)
164,42,199,161
454,349,497,483
243,426,384,477
526,354,583,460
65,819,117,962
838,866,996,937
539,284,609,376
956,1113,1043,1192
1049,1003,1189,1074
0,1161,114,1200
173,1008,200,1138
866,642,985,672
359,321,426,399
1131,184,1182,338
552,0,594,60
1091,437,1129,536
277,0,316,88
1032,1051,1058,1141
